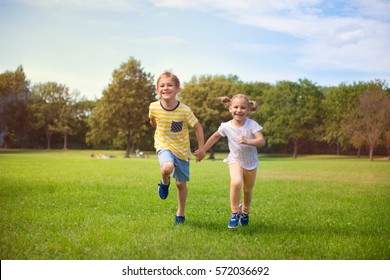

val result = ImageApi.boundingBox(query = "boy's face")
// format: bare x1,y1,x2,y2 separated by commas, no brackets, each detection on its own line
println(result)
157,77,180,101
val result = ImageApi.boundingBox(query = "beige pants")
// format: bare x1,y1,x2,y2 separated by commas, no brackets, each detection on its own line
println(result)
228,163,257,213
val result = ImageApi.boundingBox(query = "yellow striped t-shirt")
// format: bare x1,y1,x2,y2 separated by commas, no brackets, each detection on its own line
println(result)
149,101,199,161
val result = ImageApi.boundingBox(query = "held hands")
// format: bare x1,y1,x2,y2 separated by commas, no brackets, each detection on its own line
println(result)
194,148,206,163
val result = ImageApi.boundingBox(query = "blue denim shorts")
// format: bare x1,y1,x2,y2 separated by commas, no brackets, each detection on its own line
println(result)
158,149,190,182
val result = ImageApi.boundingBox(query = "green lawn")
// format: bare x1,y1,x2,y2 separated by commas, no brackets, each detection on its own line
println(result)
0,150,389,259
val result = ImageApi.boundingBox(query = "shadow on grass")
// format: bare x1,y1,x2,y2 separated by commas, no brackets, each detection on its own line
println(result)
187,218,383,239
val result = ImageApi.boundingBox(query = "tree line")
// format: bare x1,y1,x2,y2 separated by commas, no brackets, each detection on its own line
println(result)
1,57,389,160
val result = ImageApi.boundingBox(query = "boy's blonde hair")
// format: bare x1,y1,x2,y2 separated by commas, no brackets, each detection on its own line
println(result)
157,71,180,88
218,94,257,112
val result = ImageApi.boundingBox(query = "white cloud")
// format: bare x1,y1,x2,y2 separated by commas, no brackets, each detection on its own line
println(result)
347,0,390,20
152,0,390,75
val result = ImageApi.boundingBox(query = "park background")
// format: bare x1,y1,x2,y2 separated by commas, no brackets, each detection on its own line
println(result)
1,0,389,262
1,60,390,160
1,60,389,260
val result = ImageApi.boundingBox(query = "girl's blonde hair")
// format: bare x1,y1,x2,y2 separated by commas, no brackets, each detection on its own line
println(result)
157,71,180,88
218,94,257,112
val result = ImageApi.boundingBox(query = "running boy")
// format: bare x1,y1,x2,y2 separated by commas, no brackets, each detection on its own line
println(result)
195,94,265,228
149,71,205,225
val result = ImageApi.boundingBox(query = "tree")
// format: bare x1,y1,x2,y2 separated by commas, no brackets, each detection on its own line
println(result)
180,74,240,159
341,82,390,160
30,82,77,149
72,99,96,148
0,66,30,148
86,57,155,157
262,79,323,158
54,89,80,150
321,82,364,155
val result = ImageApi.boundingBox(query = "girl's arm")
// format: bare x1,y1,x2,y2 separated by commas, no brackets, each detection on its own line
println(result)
204,131,222,152
194,130,221,161
237,131,265,148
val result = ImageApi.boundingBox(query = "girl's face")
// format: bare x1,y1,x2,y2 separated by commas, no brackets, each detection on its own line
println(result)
229,97,250,122
157,77,180,101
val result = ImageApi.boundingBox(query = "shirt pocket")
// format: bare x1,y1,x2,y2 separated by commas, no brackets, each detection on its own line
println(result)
171,121,183,132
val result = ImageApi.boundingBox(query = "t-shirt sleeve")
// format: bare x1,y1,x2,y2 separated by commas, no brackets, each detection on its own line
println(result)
251,121,263,133
217,123,227,137
187,109,199,128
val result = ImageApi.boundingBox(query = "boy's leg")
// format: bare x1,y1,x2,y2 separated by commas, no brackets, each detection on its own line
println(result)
158,149,175,184
242,168,257,213
157,150,175,199
160,162,174,184
176,181,187,217
228,164,243,213
171,157,189,225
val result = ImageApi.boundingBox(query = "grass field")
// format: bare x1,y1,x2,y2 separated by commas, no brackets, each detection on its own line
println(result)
0,150,389,260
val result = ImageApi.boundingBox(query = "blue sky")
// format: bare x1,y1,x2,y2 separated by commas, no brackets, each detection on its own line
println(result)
1,0,389,100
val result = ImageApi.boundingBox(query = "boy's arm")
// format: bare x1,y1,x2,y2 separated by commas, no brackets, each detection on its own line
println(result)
194,122,205,162
148,105,157,128
150,117,157,128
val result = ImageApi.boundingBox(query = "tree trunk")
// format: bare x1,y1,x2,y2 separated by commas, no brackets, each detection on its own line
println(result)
125,135,135,158
369,146,374,161
63,132,68,150
336,143,340,156
208,148,215,160
357,147,361,158
125,143,131,158
45,127,52,149
293,140,298,159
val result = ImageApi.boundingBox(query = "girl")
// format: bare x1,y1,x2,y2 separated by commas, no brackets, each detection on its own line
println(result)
196,94,265,228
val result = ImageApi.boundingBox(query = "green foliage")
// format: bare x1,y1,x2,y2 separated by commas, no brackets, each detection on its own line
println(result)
30,82,79,149
262,79,323,158
321,82,371,154
181,74,240,134
1,151,389,259
86,57,155,156
180,75,242,156
0,66,30,148
341,83,390,160
1,63,390,157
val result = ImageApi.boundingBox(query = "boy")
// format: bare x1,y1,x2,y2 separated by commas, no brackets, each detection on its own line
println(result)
149,71,205,225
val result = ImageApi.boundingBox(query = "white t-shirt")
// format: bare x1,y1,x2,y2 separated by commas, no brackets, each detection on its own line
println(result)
218,118,263,170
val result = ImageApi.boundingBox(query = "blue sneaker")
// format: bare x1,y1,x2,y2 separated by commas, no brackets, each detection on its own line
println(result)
240,212,249,227
228,212,240,228
158,178,170,200
239,204,249,227
174,215,185,226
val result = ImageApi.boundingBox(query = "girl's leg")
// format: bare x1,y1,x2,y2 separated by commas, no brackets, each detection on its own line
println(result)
228,164,243,213
176,181,187,217
242,168,257,213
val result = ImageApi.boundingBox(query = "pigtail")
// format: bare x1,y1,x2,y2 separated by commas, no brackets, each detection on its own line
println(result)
217,96,231,109
249,100,258,112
